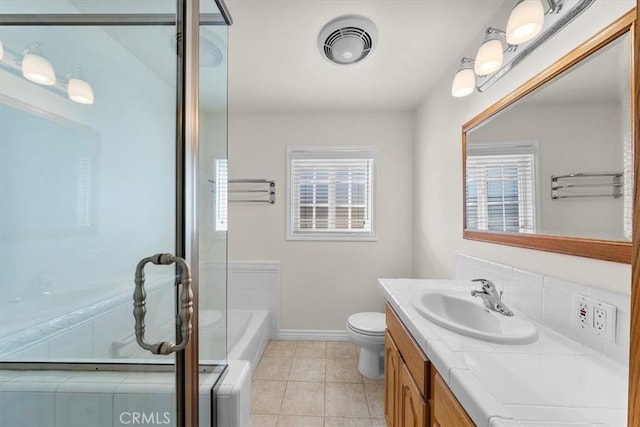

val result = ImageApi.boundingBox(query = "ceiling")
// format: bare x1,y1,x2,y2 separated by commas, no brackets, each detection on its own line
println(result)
0,0,509,114
225,0,507,113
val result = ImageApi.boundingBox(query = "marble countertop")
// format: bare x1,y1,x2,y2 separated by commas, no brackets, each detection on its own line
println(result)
378,278,628,427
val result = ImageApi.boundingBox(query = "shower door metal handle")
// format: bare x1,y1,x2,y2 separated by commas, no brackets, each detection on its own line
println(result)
133,253,193,355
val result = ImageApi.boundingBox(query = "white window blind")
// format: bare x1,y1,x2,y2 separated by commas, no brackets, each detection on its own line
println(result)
75,156,92,227
466,143,537,233
623,127,633,241
215,159,228,232
287,146,376,240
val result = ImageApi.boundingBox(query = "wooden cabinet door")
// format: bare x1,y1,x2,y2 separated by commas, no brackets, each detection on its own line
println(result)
432,370,474,427
384,331,400,427
399,362,427,427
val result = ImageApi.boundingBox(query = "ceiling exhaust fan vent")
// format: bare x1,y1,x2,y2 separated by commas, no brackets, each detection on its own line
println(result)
171,32,224,67
318,15,378,65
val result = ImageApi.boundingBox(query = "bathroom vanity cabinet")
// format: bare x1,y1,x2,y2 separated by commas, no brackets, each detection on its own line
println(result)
385,304,474,427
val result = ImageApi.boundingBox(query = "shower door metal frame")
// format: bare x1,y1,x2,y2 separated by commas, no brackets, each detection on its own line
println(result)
178,0,200,424
0,1,232,426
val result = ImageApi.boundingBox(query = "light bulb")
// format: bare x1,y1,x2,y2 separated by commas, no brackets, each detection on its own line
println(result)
67,78,95,104
331,37,364,64
474,37,503,75
451,59,475,97
506,0,545,45
22,52,56,86
0,39,4,61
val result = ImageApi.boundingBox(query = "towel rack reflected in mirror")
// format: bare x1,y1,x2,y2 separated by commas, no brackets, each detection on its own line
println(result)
551,172,623,200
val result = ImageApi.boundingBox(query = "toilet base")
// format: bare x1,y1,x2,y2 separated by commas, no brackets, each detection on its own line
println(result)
358,347,384,380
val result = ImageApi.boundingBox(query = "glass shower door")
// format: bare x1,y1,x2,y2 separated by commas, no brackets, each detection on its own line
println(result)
0,1,230,426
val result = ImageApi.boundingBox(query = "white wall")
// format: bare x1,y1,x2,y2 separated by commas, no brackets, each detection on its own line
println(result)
413,1,634,293
228,112,413,331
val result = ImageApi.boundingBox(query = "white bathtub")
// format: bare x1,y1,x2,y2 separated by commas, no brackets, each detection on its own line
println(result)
114,308,270,370
226,309,270,372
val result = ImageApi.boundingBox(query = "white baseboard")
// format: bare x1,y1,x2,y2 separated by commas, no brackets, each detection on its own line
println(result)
277,329,350,341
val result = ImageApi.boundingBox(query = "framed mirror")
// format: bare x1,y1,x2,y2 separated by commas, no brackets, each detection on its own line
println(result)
462,10,636,264
0,95,99,240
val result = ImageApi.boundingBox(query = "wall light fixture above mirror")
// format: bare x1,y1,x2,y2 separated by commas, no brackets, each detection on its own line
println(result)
452,0,595,98
462,10,636,264
0,40,95,105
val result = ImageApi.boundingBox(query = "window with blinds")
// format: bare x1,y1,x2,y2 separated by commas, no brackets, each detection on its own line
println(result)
287,146,376,240
466,142,537,233
623,134,633,241
214,159,228,232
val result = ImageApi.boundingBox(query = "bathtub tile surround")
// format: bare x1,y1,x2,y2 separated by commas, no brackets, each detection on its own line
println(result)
251,340,385,426
455,252,631,366
0,369,223,427
0,278,174,360
2,262,278,363
56,385,115,427
216,360,252,427
0,383,57,427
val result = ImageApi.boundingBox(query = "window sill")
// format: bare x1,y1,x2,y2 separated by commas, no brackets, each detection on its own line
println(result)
286,233,378,242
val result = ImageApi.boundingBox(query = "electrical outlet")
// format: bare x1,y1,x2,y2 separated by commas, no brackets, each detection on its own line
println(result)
591,300,616,342
572,294,617,341
593,307,606,332
573,295,590,329
578,301,589,326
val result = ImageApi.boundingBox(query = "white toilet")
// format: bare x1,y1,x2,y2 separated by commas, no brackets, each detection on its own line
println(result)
346,312,386,379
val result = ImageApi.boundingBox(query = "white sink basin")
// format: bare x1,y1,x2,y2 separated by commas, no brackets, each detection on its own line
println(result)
411,289,538,344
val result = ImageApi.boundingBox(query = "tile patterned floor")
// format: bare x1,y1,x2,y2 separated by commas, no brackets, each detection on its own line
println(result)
251,340,387,427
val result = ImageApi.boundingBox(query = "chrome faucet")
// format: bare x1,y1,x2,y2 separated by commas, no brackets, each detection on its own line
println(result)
470,279,514,316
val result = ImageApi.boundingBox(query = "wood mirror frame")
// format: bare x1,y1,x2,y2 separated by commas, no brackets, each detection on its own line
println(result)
628,3,639,425
462,10,636,264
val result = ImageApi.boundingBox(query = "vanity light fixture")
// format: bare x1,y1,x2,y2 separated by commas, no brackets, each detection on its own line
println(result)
452,57,476,97
0,40,95,106
66,69,95,105
21,43,56,86
506,0,545,45
451,0,594,98
474,28,507,75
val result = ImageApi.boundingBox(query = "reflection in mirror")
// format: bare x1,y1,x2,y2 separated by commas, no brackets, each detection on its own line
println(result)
465,31,632,242
0,95,99,240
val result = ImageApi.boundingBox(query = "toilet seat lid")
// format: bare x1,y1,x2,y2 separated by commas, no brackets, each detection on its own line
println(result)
347,312,385,335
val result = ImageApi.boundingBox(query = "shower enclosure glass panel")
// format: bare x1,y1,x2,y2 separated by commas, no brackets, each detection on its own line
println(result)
0,1,229,426
0,23,179,362
199,24,228,366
